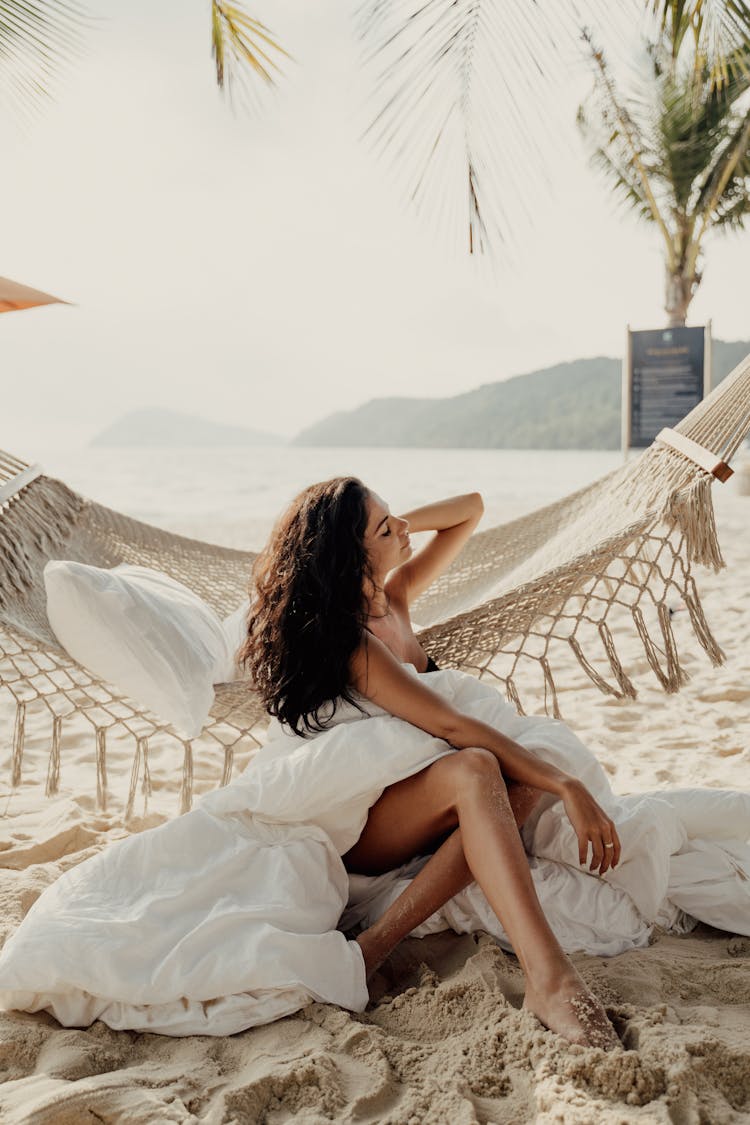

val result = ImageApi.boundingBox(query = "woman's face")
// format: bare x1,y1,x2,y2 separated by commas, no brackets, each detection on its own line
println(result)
364,491,412,577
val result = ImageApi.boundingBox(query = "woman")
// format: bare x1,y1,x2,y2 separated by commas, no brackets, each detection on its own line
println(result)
1,478,746,1040
241,476,622,1049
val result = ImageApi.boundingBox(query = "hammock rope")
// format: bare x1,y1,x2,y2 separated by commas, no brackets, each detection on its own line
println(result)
2,353,749,814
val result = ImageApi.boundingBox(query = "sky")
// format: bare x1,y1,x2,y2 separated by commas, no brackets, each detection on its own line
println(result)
2,0,749,453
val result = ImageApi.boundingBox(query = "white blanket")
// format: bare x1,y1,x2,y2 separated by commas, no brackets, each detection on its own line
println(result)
0,668,747,1036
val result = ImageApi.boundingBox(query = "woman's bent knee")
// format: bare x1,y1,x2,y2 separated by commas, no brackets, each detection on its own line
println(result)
440,747,503,790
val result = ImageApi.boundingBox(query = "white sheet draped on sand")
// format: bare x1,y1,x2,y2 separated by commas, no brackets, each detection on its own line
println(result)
0,668,748,1037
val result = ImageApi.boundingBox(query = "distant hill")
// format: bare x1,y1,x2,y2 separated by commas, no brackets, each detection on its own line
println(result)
294,339,750,449
91,408,284,448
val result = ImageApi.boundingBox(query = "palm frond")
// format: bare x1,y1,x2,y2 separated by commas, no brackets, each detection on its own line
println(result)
578,30,674,248
654,65,725,206
577,101,657,222
355,0,602,258
0,0,90,118
210,1,290,113
693,104,750,225
648,0,750,85
593,147,658,222
710,166,750,223
664,39,750,216
703,33,750,99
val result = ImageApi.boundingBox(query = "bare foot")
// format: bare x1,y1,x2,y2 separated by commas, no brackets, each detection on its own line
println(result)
524,973,620,1050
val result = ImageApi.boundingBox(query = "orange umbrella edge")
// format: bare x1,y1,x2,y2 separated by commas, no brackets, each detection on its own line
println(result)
0,276,72,312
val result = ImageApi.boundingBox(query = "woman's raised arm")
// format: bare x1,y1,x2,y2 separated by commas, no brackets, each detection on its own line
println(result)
350,633,621,875
389,492,483,603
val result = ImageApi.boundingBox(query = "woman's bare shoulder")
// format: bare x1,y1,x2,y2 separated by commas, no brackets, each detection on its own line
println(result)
350,632,403,692
349,632,458,735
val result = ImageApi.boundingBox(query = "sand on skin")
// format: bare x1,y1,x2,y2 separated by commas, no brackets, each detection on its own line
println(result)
0,483,748,1124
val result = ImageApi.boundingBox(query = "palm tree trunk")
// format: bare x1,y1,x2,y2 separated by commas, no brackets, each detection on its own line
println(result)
665,267,695,327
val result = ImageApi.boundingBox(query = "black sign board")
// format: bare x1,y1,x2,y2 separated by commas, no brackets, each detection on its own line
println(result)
627,326,706,448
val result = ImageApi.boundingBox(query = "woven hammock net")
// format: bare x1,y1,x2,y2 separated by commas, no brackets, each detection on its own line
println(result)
2,353,750,817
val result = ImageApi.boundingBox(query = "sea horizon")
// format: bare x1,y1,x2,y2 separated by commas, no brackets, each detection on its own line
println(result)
33,445,626,551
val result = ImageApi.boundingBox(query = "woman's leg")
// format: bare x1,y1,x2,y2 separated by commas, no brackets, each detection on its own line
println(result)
354,782,541,978
343,750,617,1048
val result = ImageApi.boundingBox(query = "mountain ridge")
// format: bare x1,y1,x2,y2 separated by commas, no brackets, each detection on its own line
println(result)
293,340,749,449
91,408,284,448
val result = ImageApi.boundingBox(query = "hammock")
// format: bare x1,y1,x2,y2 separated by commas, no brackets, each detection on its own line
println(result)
2,354,749,816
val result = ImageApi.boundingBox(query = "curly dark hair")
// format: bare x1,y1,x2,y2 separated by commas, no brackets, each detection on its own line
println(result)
239,476,374,735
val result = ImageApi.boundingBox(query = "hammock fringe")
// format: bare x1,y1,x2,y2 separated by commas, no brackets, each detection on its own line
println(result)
505,677,525,716
180,741,194,815
658,602,689,691
540,658,562,720
45,714,62,798
612,451,724,572
11,700,25,788
631,606,672,691
95,727,108,811
126,737,145,822
668,476,725,571
142,738,153,799
221,745,234,788
598,622,638,699
567,635,625,699
0,479,85,606
684,579,726,667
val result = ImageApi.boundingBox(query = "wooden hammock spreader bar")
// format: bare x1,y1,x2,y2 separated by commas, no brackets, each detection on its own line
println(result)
0,463,44,506
655,428,734,483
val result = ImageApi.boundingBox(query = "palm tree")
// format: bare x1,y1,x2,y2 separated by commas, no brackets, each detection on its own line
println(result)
577,26,750,325
1,0,749,260
354,0,750,257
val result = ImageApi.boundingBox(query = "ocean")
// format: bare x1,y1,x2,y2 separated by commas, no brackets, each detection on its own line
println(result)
39,446,624,549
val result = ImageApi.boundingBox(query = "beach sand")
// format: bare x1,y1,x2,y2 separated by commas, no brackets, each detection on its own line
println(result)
0,483,748,1124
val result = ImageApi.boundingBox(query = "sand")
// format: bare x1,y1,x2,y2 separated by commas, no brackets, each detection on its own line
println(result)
0,482,748,1124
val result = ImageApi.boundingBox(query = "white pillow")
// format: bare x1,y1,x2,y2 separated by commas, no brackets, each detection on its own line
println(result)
44,561,235,738
218,598,252,682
